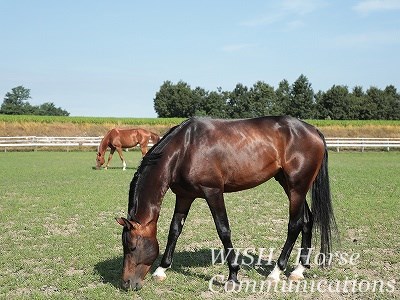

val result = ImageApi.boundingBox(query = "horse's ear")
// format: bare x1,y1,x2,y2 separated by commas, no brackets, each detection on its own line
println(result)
116,217,127,226
116,217,140,231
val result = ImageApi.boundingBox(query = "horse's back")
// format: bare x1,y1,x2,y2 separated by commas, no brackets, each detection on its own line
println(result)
167,116,324,193
180,116,321,148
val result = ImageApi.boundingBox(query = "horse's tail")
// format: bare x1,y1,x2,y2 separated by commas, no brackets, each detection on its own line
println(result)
311,130,337,266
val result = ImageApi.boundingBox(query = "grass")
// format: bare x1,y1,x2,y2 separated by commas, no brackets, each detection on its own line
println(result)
0,151,399,299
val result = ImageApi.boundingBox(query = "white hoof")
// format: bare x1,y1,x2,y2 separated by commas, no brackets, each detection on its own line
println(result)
288,273,304,281
288,264,306,281
225,280,241,292
153,267,167,282
267,265,281,283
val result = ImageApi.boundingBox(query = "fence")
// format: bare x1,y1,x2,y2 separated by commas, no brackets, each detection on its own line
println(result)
1,136,400,152
0,136,102,151
325,137,400,152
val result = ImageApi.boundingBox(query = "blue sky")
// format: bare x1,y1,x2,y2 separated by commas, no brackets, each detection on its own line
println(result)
1,0,399,117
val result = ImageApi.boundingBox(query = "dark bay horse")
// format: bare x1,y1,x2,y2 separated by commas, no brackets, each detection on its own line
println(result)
96,128,160,170
116,116,336,290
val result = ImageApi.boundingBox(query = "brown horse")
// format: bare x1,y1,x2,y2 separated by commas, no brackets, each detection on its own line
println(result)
116,116,336,290
96,128,160,170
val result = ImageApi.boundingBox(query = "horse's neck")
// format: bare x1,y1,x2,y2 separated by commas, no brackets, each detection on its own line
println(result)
130,126,184,225
130,166,170,226
99,136,109,154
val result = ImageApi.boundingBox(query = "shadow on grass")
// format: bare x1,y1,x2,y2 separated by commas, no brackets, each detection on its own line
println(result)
94,249,281,290
95,248,214,289
94,256,123,289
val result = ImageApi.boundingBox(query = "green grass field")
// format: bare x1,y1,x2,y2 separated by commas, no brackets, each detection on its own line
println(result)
0,151,399,299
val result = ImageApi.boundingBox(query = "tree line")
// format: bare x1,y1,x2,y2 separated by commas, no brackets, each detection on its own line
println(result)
0,86,69,116
154,75,400,120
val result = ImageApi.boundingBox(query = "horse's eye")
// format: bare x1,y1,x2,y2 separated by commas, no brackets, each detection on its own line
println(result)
130,247,137,252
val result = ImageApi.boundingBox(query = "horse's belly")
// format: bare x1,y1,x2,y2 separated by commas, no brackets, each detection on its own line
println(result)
222,161,280,192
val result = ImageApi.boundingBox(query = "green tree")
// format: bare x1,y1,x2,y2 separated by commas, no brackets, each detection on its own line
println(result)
227,83,251,118
288,75,315,119
364,87,383,119
154,81,199,117
318,85,351,120
347,86,365,119
196,89,229,118
314,90,325,119
36,102,69,116
1,85,70,116
275,79,291,115
383,85,400,119
249,81,276,116
353,86,376,120
1,86,32,114
153,77,400,120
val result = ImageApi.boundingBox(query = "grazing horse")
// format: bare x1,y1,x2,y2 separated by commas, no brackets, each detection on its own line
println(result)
116,116,336,290
96,128,160,170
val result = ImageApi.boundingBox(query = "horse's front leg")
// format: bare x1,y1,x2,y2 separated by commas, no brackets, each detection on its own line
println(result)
153,196,195,281
140,144,148,157
205,190,240,285
105,148,115,170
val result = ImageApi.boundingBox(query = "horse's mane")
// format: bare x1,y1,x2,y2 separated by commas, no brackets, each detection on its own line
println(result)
98,129,113,154
127,119,191,220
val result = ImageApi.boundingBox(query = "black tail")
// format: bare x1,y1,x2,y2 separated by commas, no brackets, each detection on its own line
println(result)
311,131,337,266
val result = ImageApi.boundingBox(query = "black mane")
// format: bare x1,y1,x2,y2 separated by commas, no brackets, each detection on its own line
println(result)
127,119,191,219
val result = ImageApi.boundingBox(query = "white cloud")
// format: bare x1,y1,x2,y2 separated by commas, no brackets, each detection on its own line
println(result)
241,0,327,28
353,0,400,14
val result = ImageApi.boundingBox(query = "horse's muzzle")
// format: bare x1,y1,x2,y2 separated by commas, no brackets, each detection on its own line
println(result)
122,279,143,291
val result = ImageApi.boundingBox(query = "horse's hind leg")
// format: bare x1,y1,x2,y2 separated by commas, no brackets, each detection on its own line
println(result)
115,147,127,170
205,190,240,285
288,201,313,281
153,195,195,281
268,186,306,282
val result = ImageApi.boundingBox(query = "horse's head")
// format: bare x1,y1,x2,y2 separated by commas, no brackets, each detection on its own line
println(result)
116,217,159,290
96,152,105,169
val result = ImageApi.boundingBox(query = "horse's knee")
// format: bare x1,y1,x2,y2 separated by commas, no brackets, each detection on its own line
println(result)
217,227,232,243
168,225,182,242
170,213,186,233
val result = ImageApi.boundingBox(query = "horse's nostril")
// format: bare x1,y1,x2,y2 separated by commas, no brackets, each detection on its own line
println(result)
122,279,131,290
135,282,142,291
